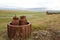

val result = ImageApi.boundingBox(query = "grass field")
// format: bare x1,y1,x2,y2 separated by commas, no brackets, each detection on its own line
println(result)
0,10,60,40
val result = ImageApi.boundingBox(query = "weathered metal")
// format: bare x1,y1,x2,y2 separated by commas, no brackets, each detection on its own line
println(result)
7,23,31,40
11,15,19,25
19,16,29,25
7,16,31,40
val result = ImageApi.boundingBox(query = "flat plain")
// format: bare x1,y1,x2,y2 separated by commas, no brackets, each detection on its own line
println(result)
0,10,60,40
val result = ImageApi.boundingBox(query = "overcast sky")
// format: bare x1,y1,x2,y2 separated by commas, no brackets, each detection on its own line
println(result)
0,0,60,10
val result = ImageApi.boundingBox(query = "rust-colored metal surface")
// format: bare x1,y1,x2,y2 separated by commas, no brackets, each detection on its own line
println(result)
7,16,31,40
11,15,19,25
7,23,31,40
19,16,29,25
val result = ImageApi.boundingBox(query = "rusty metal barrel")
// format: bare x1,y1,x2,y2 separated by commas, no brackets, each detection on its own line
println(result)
7,23,31,40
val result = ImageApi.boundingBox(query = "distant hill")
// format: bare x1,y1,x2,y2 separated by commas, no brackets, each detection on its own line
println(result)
24,8,47,12
0,7,60,12
0,7,47,12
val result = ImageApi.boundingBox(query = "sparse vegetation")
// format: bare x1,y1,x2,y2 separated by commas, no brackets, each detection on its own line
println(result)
0,10,60,40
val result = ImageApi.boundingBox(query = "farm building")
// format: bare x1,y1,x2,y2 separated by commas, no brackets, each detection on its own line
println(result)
46,11,60,15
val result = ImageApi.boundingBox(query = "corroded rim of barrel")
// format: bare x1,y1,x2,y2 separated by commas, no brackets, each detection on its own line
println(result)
7,23,31,27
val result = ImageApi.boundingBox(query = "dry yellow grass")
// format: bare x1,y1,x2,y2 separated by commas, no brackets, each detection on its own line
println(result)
0,10,60,40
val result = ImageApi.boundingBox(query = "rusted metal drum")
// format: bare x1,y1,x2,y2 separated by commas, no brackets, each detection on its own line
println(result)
7,23,31,40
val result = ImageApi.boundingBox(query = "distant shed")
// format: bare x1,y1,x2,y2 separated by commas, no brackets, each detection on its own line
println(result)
46,11,60,15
